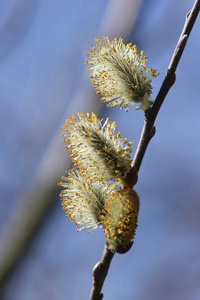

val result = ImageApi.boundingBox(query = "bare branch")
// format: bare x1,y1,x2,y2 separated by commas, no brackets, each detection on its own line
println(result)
131,0,200,173
89,245,114,300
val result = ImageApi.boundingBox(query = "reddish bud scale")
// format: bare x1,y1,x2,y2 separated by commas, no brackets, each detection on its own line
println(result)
125,167,138,188
116,241,133,254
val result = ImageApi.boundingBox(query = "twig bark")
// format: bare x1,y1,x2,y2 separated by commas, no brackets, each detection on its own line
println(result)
89,245,114,300
89,1,200,299
132,0,200,172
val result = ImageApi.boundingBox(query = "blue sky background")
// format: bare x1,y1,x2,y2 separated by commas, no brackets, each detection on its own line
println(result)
0,0,200,299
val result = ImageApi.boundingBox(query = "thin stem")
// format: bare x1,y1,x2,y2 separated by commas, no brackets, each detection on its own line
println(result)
89,245,114,300
89,1,200,299
132,0,200,173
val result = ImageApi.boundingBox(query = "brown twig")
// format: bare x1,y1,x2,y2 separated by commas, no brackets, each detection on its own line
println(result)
132,0,200,172
89,1,200,299
89,245,114,300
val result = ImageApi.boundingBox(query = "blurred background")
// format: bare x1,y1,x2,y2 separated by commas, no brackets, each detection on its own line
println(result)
0,0,200,299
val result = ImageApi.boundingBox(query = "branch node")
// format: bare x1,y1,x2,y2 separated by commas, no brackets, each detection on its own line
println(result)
92,262,102,279
171,72,176,86
178,34,188,50
186,10,191,19
149,126,156,140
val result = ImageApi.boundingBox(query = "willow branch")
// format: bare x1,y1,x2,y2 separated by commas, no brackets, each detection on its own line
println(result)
89,1,200,299
89,245,114,300
131,0,200,172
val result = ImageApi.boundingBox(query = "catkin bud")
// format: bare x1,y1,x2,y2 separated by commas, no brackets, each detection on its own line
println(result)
86,37,158,111
101,187,139,252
